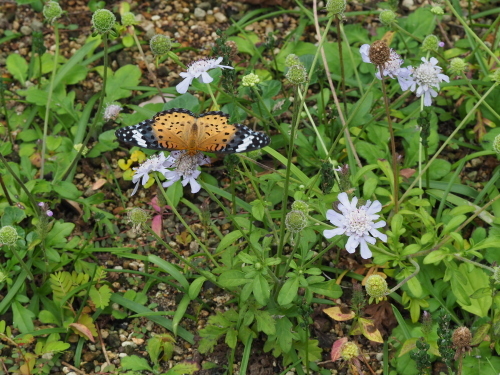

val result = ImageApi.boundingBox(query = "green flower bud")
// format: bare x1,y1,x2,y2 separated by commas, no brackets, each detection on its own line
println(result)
325,0,346,17
286,64,308,85
121,12,138,27
242,73,260,87
449,58,467,75
493,134,500,155
340,342,359,360
285,210,308,233
91,9,116,34
0,226,19,246
431,6,444,15
127,208,149,232
43,1,63,24
422,35,440,52
73,143,89,156
490,69,500,85
149,34,172,56
365,274,388,302
284,54,300,67
379,9,396,25
291,200,309,214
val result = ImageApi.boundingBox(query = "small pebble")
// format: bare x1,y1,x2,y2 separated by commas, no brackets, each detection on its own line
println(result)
214,12,227,23
20,25,32,35
194,8,206,20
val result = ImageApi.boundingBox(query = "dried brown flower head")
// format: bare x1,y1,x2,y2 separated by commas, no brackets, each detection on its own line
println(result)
452,326,471,349
369,40,391,66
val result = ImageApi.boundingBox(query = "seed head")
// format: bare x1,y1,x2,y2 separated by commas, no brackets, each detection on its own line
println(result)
91,9,116,34
449,58,467,75
242,73,260,87
0,226,19,246
340,342,359,360
452,327,472,349
365,274,388,302
286,64,308,85
121,12,138,27
422,35,440,52
325,0,346,17
379,10,396,25
285,210,308,233
368,40,390,66
127,208,149,233
43,1,63,24
285,54,300,67
150,34,172,56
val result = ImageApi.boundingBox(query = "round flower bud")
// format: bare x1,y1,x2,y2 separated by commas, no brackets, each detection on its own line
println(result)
422,35,440,52
91,9,116,34
150,34,172,56
365,275,388,301
490,69,500,85
448,58,467,75
492,266,500,283
73,143,89,156
285,54,300,67
285,210,308,233
291,200,309,214
493,134,500,155
379,9,396,25
431,6,444,15
368,40,390,66
121,12,137,27
286,64,308,85
452,327,472,349
0,226,19,246
325,0,346,17
242,73,260,87
340,342,359,360
43,1,63,24
127,208,149,228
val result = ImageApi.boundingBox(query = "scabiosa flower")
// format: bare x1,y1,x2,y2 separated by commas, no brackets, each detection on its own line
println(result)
285,54,301,67
131,153,169,196
449,58,467,76
150,34,172,56
285,210,308,234
0,226,19,246
176,57,233,94
103,103,122,121
360,44,413,90
407,57,449,106
364,274,388,303
325,0,346,17
323,192,387,259
422,35,440,52
91,9,116,35
490,69,500,85
121,12,137,27
162,151,210,194
379,9,396,25
43,1,63,24
286,64,308,84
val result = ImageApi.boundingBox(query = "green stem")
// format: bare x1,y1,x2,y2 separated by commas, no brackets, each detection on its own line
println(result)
8,247,34,281
335,16,348,116
460,73,500,122
386,258,419,295
250,86,280,131
399,83,498,204
40,24,59,178
205,82,219,110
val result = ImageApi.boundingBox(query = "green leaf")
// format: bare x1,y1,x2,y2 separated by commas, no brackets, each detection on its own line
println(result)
173,295,190,337
453,264,492,317
225,327,238,349
276,317,293,353
46,222,75,248
308,279,343,299
254,310,276,335
252,274,270,305
218,270,248,288
215,231,243,253
12,301,35,333
89,285,112,309
442,214,467,234
164,93,200,112
6,54,28,84
166,362,200,375
277,277,299,306
52,181,82,200
120,355,152,371
251,200,266,221
188,276,206,300
1,206,27,226
44,341,71,353
104,64,142,101
149,255,189,290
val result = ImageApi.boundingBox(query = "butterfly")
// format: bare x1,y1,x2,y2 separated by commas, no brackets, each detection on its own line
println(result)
115,108,270,155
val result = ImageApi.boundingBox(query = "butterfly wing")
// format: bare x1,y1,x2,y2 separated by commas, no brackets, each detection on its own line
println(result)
115,108,196,151
196,111,271,154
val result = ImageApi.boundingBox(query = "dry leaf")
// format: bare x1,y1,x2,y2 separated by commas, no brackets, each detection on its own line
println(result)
324,306,356,321
92,178,108,190
69,323,95,342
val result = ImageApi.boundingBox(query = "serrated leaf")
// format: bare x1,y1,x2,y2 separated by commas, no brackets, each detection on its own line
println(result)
44,341,70,353
120,355,152,371
166,361,200,375
323,306,356,321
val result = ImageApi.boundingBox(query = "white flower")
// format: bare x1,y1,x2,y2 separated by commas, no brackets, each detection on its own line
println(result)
103,103,122,121
162,151,210,193
360,44,412,91
323,192,387,259
176,57,233,94
131,153,169,196
407,57,449,106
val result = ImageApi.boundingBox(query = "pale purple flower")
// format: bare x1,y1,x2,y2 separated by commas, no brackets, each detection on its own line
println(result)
359,44,412,91
323,192,387,259
131,153,169,196
407,57,449,106
162,151,210,193
38,202,53,217
176,57,233,94
103,103,122,121
438,41,445,47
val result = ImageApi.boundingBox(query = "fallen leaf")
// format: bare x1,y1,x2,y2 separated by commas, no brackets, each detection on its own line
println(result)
331,337,348,361
324,306,356,321
92,178,107,190
69,323,95,342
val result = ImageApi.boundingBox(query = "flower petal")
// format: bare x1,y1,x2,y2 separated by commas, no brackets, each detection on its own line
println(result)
359,239,373,259
345,236,359,253
323,228,344,239
176,77,193,94
359,44,372,63
199,71,214,84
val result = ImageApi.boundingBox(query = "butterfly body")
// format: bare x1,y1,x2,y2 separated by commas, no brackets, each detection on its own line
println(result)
116,108,270,155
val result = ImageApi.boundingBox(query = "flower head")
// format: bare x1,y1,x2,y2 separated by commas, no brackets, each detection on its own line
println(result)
379,9,396,25
325,0,346,17
150,34,172,56
242,73,260,87
431,6,444,15
285,210,308,233
0,226,19,246
407,57,449,106
162,151,210,193
121,12,137,27
449,58,467,76
365,274,388,303
131,153,169,196
38,202,53,217
340,342,360,360
91,9,116,34
284,54,300,67
323,192,387,259
43,1,63,24
422,35,440,52
360,44,412,90
286,64,308,85
127,208,149,233
103,103,122,121
176,57,233,94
